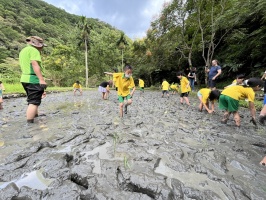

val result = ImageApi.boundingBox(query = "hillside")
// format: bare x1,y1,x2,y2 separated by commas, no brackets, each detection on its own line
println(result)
0,0,130,86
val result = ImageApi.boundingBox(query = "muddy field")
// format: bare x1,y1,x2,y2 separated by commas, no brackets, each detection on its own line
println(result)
0,90,265,200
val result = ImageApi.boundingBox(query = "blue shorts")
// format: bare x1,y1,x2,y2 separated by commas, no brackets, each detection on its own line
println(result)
264,95,266,105
197,91,202,97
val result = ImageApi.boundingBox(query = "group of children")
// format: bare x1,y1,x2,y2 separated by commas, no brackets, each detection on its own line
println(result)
160,72,266,128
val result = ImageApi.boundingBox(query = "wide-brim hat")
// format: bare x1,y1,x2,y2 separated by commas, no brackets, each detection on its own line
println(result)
26,36,47,48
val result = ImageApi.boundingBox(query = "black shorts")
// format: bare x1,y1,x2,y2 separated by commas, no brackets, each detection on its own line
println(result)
22,83,44,106
162,90,169,94
180,92,189,97
208,79,217,88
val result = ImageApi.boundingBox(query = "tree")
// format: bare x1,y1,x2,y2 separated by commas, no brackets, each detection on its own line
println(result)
116,32,128,72
78,16,91,88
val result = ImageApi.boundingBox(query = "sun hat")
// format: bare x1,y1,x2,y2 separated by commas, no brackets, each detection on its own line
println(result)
26,36,47,48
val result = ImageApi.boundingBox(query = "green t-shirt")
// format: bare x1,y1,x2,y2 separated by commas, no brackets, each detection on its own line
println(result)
19,45,43,84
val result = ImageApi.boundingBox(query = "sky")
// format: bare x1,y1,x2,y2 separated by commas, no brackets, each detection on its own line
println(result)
42,0,170,40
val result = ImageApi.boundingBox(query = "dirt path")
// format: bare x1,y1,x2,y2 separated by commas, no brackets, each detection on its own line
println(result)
0,91,265,199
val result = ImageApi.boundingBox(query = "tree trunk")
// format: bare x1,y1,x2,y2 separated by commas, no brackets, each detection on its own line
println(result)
85,38,88,88
121,49,124,72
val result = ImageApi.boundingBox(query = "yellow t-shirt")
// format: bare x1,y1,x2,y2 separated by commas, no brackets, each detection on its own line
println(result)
232,79,237,84
221,85,255,102
139,79,144,87
170,84,178,91
113,73,135,96
162,81,170,90
73,83,81,89
180,76,191,93
113,73,120,87
199,88,211,104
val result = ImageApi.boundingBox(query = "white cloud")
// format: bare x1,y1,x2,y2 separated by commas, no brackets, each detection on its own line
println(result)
42,0,171,39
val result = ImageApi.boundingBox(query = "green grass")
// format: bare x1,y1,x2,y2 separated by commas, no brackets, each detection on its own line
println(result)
2,83,97,94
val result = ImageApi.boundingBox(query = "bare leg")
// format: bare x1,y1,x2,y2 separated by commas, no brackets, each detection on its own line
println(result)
221,111,231,124
260,156,266,165
27,104,38,122
233,111,240,127
119,102,124,117
180,97,183,104
184,97,190,105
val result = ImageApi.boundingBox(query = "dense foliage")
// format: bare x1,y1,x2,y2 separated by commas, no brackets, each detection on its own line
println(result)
0,0,265,87
0,0,130,87
130,0,266,85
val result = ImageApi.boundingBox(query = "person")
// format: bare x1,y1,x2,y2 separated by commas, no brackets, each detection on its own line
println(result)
170,83,179,95
73,81,82,96
19,36,47,123
138,78,145,94
260,156,266,165
224,74,245,88
98,80,112,100
197,88,220,113
104,65,135,117
161,79,170,98
0,81,5,109
177,72,191,105
188,67,196,91
219,77,264,127
258,70,266,125
206,60,222,90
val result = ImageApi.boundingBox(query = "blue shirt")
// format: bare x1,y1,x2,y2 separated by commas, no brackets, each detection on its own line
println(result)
208,66,221,79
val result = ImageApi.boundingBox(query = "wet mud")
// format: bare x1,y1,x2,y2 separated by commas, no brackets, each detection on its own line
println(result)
0,90,265,199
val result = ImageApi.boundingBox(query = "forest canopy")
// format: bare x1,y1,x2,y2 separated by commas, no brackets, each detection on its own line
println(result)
0,0,265,87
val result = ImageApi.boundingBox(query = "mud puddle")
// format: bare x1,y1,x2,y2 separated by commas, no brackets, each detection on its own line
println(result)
0,90,266,199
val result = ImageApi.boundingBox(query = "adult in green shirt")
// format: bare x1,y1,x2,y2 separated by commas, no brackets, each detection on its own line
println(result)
19,36,47,123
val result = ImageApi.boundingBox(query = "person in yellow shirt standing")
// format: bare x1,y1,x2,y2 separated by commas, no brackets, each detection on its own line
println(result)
219,77,263,127
138,78,145,94
197,88,220,113
177,72,191,105
105,65,135,117
161,79,170,98
73,81,82,96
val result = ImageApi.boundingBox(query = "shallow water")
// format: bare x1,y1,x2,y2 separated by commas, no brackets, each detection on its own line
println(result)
0,90,266,199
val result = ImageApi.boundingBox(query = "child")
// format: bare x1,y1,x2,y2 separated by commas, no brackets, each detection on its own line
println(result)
98,80,112,100
170,83,179,95
104,65,135,117
219,77,264,127
0,81,5,109
259,70,266,125
224,74,245,88
161,79,170,98
176,72,191,105
197,88,221,113
73,81,82,96
138,78,145,94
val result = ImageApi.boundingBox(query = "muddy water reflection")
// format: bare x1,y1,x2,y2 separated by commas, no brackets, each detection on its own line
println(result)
0,91,265,199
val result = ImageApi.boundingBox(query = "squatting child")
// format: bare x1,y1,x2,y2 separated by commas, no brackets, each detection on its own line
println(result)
197,88,221,113
219,77,264,127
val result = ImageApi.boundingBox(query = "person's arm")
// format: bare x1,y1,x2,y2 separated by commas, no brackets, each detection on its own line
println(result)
130,86,136,97
212,69,222,80
205,66,210,73
104,72,113,75
31,60,46,85
249,101,256,119
1,83,5,91
201,99,213,113
210,101,215,112
261,72,266,80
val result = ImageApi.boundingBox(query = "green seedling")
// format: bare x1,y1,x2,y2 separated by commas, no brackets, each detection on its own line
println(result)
124,156,131,169
113,132,119,155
